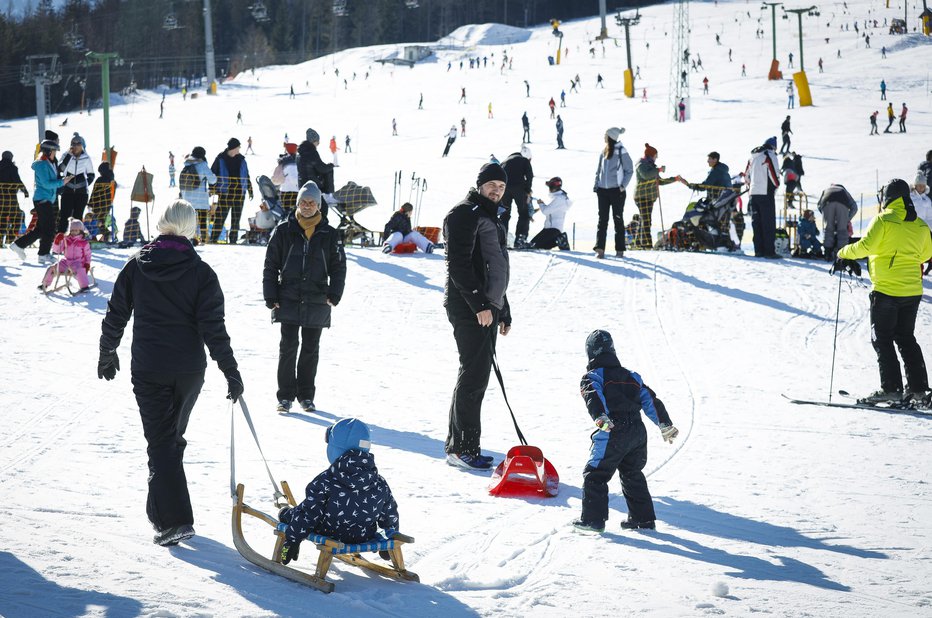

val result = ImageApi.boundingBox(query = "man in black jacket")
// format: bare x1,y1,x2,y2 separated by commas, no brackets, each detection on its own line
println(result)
296,128,335,218
263,181,346,414
499,146,534,248
443,163,512,470
98,200,242,546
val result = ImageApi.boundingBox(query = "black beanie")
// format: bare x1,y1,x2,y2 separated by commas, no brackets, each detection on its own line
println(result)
191,146,206,159
883,178,916,221
476,162,507,187
585,329,616,360
227,137,241,151
45,129,59,142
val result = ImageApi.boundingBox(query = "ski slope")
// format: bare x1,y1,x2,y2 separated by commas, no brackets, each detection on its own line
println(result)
2,0,932,615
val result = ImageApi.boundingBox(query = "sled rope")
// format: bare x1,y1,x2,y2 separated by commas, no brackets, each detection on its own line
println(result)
490,338,528,446
230,396,284,504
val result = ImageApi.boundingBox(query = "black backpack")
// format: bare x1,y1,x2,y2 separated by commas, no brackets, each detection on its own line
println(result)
179,163,201,191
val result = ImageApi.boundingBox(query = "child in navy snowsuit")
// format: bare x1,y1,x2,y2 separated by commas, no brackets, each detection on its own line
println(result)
278,418,400,564
575,330,678,532
797,209,822,256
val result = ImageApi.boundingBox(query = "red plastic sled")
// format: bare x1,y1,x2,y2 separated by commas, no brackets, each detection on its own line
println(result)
488,445,559,497
392,242,417,254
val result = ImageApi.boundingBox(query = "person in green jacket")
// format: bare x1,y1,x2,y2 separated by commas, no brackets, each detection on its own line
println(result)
633,144,677,249
835,179,932,404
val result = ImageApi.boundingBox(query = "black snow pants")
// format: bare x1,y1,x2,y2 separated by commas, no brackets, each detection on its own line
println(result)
210,192,245,243
14,200,56,256
445,303,499,456
132,370,205,531
581,418,655,525
595,187,626,253
58,187,88,233
749,193,776,257
500,188,530,241
870,292,928,393
276,323,323,403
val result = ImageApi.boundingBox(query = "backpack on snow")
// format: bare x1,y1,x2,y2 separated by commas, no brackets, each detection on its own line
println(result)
179,163,201,192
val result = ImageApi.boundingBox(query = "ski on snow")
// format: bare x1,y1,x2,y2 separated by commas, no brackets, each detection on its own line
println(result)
781,393,931,415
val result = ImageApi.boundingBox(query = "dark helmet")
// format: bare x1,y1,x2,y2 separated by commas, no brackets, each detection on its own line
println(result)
585,329,615,360
545,176,563,190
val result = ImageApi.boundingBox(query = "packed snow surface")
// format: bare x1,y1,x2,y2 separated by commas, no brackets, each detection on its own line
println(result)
2,0,931,615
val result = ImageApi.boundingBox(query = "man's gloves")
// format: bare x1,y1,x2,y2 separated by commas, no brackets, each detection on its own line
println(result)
97,348,119,380
225,368,244,403
830,258,861,277
280,541,300,565
594,414,614,432
660,423,679,444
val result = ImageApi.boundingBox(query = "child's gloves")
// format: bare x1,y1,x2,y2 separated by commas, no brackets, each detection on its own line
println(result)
97,348,119,380
280,540,300,565
594,414,614,431
660,423,679,444
224,368,244,403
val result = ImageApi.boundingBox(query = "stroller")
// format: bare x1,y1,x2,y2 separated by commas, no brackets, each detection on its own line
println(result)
661,189,743,252
330,181,379,246
248,175,286,244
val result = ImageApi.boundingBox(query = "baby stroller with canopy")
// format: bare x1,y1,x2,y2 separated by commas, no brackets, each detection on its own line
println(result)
660,189,743,251
330,181,379,246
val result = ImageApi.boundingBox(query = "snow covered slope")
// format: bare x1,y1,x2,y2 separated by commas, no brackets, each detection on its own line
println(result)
1,0,931,616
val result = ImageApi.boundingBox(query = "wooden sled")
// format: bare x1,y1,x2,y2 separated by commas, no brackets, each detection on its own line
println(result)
232,482,419,593
41,263,96,296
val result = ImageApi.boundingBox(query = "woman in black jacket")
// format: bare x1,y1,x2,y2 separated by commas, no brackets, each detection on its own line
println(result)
296,128,335,217
263,181,346,414
98,200,242,547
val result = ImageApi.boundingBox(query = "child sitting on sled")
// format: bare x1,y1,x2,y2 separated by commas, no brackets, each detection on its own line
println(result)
277,418,400,564
574,330,679,533
796,209,823,257
42,218,92,293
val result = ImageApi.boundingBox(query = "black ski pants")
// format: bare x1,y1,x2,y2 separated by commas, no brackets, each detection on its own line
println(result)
15,200,56,256
277,323,323,403
581,419,655,525
870,292,928,393
556,131,565,149
442,138,455,157
210,192,245,243
445,303,499,456
595,187,626,252
58,188,88,233
749,193,777,257
499,188,530,240
132,370,205,531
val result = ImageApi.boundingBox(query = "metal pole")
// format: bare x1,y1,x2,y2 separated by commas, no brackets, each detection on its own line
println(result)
771,5,777,60
204,0,217,92
599,0,608,39
828,272,843,402
625,23,633,72
797,13,804,71
101,57,111,156
35,81,46,141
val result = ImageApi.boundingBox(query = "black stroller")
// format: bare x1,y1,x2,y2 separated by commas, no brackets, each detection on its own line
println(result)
661,189,744,251
330,181,379,246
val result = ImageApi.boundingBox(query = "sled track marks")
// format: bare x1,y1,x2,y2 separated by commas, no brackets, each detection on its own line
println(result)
520,253,555,303
0,399,96,480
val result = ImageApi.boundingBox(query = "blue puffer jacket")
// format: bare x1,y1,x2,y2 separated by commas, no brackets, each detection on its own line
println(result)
279,450,400,545
32,158,63,203
580,352,672,427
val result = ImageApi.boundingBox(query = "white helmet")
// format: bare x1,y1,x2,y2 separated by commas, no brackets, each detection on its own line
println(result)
520,145,532,159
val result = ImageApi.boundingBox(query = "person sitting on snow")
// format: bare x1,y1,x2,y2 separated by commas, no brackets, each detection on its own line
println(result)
574,330,678,533
120,206,146,247
797,209,823,257
381,202,434,254
528,177,571,250
277,418,400,564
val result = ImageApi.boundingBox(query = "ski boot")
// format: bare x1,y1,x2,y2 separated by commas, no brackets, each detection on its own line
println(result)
858,390,903,405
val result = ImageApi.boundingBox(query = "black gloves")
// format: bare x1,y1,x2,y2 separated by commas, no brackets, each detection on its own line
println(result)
98,348,119,380
280,540,300,565
265,299,277,309
830,258,861,277
224,368,244,403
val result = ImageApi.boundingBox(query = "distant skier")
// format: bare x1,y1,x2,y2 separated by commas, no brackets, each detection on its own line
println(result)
884,103,895,133
677,98,686,122
869,110,879,135
880,79,887,100
459,87,466,103
236,110,243,125
555,115,565,149
569,79,578,93
289,84,295,99
548,97,556,118
899,103,908,133
442,126,457,157
572,329,678,533
418,92,424,109
818,57,823,73
168,152,176,188
834,179,932,405
702,76,709,94
344,135,351,153
392,118,398,136
329,136,339,165
460,117,466,137
246,136,255,155
788,52,794,68
488,102,494,119
596,73,604,88
524,80,530,97
741,63,747,77
560,89,566,107
780,116,792,154
786,81,795,109
521,112,530,144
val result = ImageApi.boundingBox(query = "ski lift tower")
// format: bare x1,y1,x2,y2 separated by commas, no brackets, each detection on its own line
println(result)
20,54,62,142
615,9,641,98
203,0,217,93
668,0,690,121
85,51,123,163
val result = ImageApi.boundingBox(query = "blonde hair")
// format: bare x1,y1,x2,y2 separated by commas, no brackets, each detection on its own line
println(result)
157,199,197,238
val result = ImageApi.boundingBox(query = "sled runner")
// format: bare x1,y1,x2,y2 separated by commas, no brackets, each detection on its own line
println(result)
488,445,560,497
41,263,96,296
232,482,418,593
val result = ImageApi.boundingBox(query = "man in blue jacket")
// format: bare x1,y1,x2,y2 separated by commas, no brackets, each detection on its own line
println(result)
210,138,253,244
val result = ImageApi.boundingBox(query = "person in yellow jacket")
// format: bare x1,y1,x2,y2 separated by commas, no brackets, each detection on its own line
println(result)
835,179,932,404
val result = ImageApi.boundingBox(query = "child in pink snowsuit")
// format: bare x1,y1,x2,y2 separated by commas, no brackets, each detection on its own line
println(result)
44,217,92,291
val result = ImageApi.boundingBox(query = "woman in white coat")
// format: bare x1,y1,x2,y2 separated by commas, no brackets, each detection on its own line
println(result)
179,146,218,242
529,177,572,250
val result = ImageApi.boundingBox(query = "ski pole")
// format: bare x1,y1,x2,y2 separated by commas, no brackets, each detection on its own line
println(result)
828,271,843,402
392,170,398,211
